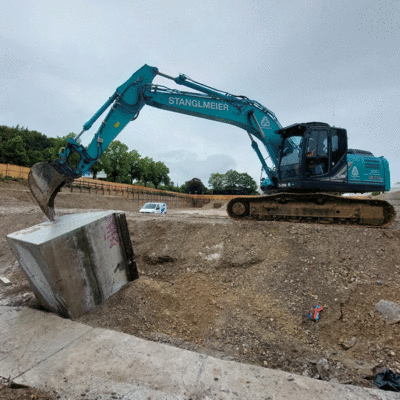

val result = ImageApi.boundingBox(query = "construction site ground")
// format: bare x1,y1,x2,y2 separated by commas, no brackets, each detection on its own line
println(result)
1,180,400,398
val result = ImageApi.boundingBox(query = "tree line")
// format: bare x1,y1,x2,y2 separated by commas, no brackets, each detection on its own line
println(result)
0,125,258,195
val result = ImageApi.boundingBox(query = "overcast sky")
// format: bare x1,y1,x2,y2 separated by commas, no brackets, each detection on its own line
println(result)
1,0,399,188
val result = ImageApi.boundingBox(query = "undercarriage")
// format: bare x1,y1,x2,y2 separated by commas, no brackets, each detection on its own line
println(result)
227,193,396,227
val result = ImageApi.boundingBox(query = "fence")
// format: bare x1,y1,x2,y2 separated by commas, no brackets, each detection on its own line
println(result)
0,164,30,179
64,177,195,209
0,163,251,209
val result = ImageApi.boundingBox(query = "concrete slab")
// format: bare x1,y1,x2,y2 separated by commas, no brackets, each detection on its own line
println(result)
6,211,138,319
1,306,399,400
0,306,91,380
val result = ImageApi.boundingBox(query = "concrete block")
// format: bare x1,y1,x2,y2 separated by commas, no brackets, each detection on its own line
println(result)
6,211,138,319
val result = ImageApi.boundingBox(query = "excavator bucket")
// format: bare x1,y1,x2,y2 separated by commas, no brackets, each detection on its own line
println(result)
28,162,69,221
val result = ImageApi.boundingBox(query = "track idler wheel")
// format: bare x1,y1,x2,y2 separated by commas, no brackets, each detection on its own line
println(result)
227,199,250,219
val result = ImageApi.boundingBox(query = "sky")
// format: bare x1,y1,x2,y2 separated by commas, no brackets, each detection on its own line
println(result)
1,0,399,188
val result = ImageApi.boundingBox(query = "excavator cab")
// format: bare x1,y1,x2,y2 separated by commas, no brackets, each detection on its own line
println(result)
277,122,348,192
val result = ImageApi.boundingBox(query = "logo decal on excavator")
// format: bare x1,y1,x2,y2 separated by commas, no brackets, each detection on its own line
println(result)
351,166,360,178
168,96,229,111
260,117,271,128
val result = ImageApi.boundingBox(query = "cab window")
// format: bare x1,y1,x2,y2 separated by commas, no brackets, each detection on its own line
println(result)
306,130,328,176
280,135,303,179
307,131,328,158
331,130,347,166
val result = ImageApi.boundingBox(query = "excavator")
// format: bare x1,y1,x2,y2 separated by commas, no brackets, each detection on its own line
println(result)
28,64,396,227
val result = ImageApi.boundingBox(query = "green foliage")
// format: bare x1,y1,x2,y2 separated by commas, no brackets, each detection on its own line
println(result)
127,149,141,183
0,126,82,168
101,141,130,182
158,181,182,193
136,156,153,186
224,170,241,193
208,169,258,194
237,171,258,194
180,182,189,193
135,180,155,189
89,160,104,179
208,172,225,193
0,125,174,189
0,125,54,166
182,178,207,194
150,161,170,188
4,135,29,166
0,173,26,183
0,125,261,196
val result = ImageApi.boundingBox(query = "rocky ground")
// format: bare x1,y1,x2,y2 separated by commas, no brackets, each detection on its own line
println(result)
1,180,400,398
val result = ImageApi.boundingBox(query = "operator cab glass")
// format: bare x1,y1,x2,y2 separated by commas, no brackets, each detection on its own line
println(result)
305,130,329,176
278,123,347,182
280,135,303,180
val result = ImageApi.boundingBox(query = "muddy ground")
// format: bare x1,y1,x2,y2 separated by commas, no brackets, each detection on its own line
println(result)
1,180,400,397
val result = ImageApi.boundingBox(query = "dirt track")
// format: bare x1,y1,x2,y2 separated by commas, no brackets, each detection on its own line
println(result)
1,181,400,392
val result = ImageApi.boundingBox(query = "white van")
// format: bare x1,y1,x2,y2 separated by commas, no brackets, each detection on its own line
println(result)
139,202,167,214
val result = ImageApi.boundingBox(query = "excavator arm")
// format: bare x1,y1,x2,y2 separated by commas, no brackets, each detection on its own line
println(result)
29,64,283,220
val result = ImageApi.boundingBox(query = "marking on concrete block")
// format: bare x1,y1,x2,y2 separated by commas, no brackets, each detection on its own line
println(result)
0,277,11,286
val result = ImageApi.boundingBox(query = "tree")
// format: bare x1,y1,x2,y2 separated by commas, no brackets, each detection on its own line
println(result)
208,170,258,195
136,156,153,186
0,125,178,189
224,169,241,193
0,125,54,167
90,160,104,179
208,172,225,194
126,149,141,183
237,172,258,195
4,135,29,166
186,178,207,194
150,161,170,189
180,181,189,193
101,140,130,182
23,128,54,166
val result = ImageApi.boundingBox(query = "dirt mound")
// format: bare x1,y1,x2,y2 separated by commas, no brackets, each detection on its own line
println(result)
77,216,400,387
55,191,139,212
200,200,228,210
1,181,400,389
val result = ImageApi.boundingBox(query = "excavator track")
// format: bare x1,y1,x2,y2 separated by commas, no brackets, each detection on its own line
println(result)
227,193,396,227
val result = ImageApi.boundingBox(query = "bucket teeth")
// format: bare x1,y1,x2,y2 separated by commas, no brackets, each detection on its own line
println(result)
28,162,68,221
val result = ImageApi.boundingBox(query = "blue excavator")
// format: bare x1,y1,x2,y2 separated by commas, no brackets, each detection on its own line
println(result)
28,64,396,226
